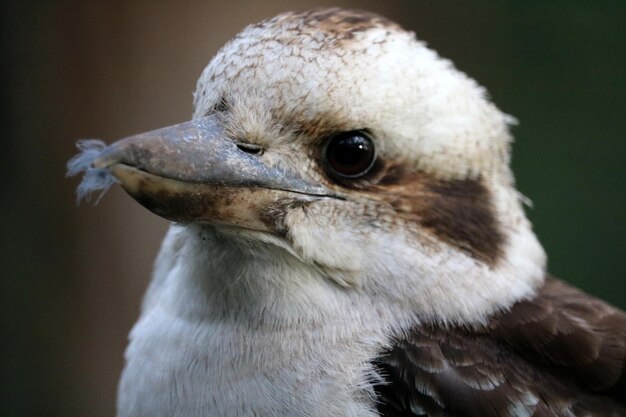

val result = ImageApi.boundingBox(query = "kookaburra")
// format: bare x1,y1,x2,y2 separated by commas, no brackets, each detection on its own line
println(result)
68,8,626,417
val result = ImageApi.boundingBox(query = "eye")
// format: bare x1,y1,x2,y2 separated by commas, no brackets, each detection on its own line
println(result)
324,131,376,178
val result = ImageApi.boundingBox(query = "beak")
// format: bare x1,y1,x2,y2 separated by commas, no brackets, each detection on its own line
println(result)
67,114,334,232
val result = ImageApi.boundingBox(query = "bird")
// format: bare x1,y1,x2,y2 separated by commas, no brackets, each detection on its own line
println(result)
67,8,626,417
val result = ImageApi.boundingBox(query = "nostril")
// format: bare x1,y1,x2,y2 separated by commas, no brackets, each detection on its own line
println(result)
236,142,264,155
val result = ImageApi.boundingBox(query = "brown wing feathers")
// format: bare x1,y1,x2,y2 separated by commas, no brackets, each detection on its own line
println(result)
375,278,626,416
488,278,626,393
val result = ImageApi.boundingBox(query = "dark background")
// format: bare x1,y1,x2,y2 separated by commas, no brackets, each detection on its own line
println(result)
2,1,624,416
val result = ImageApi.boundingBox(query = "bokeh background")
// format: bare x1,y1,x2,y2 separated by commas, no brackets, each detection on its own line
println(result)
2,1,624,416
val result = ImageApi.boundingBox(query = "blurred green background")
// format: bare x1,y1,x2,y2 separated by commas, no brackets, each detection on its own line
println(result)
1,1,624,416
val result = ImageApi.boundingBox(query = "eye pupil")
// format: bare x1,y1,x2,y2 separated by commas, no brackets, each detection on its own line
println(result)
325,132,376,178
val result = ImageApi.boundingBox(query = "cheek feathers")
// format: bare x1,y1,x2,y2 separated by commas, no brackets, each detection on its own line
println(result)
364,166,506,265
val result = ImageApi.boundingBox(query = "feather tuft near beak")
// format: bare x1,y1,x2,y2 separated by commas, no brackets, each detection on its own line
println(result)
66,139,118,204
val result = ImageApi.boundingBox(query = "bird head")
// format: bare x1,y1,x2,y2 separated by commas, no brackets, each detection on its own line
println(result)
68,9,546,325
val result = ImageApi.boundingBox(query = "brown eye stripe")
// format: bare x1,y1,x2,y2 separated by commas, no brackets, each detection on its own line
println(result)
416,177,505,265
363,165,505,265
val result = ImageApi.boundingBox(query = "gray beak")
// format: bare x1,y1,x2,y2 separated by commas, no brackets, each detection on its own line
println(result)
67,114,334,230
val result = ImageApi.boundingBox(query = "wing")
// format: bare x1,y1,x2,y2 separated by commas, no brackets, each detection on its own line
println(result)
374,277,626,417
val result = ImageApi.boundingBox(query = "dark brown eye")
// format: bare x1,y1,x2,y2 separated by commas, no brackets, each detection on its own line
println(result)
325,132,376,178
